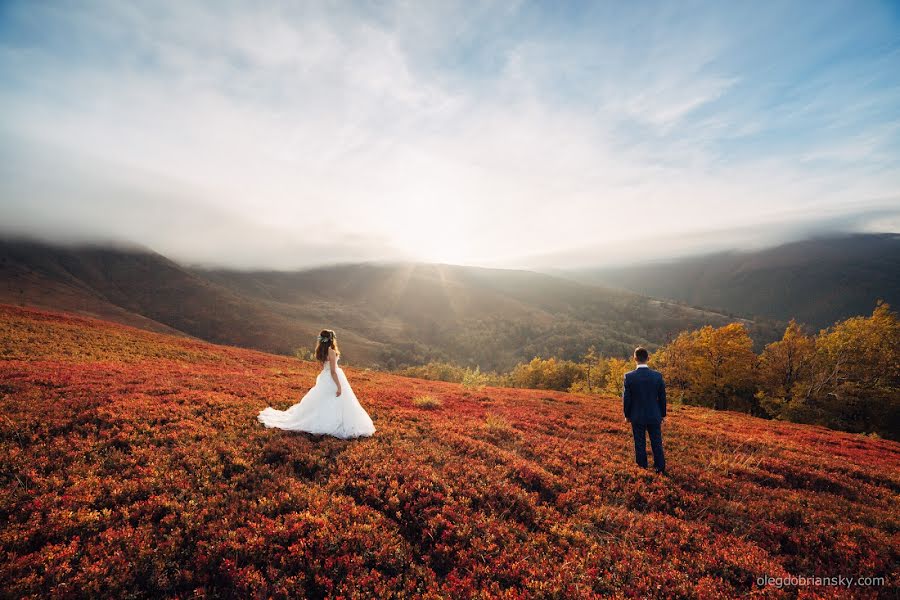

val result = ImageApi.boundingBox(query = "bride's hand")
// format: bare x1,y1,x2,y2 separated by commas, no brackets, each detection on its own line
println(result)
336,388,342,397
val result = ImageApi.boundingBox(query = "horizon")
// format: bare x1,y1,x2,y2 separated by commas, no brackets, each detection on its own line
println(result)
3,230,898,275
1,1,899,270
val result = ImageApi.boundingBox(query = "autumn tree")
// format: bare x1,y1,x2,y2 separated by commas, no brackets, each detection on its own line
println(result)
509,357,583,391
602,357,630,397
756,320,816,419
399,361,470,383
651,334,692,403
804,301,900,437
655,323,758,412
568,351,631,397
582,346,600,393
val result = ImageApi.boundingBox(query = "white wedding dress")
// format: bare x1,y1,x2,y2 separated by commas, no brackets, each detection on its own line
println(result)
258,356,375,439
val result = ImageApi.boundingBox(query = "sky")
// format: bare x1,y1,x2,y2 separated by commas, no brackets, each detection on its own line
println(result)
1,0,899,269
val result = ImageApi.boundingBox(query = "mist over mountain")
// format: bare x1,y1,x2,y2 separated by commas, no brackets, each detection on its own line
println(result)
568,233,900,329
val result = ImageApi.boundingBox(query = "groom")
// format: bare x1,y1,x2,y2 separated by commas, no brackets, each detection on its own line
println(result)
623,347,666,475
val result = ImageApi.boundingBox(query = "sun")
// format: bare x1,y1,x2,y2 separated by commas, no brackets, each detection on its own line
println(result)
392,213,473,265
413,236,469,265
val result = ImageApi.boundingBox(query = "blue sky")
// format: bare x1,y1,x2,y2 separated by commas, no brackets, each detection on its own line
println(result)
1,1,898,268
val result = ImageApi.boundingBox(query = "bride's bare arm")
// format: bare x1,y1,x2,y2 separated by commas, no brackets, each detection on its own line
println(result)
329,348,342,396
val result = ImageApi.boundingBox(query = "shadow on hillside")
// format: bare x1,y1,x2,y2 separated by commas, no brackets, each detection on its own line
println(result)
261,433,352,481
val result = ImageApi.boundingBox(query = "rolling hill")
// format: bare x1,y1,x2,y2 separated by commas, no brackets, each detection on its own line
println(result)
0,238,762,371
1,304,897,597
0,238,328,354
573,234,900,329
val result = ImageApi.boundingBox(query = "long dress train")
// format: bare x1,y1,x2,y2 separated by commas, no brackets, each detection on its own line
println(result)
258,356,375,439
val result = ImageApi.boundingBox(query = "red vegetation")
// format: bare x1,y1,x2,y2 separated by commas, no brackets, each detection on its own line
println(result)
1,304,897,598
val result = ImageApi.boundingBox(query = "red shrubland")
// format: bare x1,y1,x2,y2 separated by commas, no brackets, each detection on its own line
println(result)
1,305,897,598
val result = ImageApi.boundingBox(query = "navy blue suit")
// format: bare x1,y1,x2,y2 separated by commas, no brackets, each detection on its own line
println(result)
623,365,666,473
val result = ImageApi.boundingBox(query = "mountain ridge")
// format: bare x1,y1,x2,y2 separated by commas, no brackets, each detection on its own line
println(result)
568,233,900,329
1,238,758,370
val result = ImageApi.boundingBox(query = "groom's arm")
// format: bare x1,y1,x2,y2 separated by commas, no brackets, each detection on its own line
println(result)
658,375,667,420
622,373,632,421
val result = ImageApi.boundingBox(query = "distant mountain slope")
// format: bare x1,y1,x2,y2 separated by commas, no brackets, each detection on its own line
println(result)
1,238,758,370
195,262,752,369
2,304,898,597
574,234,900,328
0,239,360,357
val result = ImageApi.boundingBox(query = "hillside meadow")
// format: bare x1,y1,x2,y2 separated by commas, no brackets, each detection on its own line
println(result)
0,305,897,598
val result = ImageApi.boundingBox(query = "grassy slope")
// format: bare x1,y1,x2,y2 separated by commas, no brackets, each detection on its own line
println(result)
1,304,897,598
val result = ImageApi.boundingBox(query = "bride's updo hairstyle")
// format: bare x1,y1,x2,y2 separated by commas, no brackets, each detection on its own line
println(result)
315,329,339,362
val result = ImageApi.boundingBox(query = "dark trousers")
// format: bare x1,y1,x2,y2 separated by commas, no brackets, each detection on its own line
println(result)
631,422,665,473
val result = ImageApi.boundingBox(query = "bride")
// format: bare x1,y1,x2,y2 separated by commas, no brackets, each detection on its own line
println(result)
258,329,375,439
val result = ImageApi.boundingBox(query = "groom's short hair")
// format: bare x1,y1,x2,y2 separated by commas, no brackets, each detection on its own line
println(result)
634,347,649,362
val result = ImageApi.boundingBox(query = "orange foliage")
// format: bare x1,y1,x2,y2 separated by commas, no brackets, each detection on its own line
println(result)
507,357,582,391
654,323,758,412
757,320,816,418
1,304,898,597
802,301,900,434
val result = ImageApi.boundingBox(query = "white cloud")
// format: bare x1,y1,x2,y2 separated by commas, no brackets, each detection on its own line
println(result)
0,0,897,268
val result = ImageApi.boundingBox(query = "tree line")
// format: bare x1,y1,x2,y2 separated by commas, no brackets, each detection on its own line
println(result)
397,302,899,440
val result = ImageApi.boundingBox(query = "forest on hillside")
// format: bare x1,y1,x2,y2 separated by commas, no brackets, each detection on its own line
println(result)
400,303,900,440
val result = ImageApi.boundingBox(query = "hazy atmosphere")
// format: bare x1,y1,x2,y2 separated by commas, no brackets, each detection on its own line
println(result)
2,1,899,268
2,4,900,597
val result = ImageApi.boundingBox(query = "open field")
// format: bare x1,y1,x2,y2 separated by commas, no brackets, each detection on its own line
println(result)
1,305,897,598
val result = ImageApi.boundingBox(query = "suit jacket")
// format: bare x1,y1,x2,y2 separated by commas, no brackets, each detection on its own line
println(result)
623,366,666,425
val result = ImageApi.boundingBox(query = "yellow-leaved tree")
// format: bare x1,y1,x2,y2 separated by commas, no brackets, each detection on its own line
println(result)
756,320,816,420
509,357,583,391
602,357,631,397
804,301,900,436
567,350,630,397
655,322,758,412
